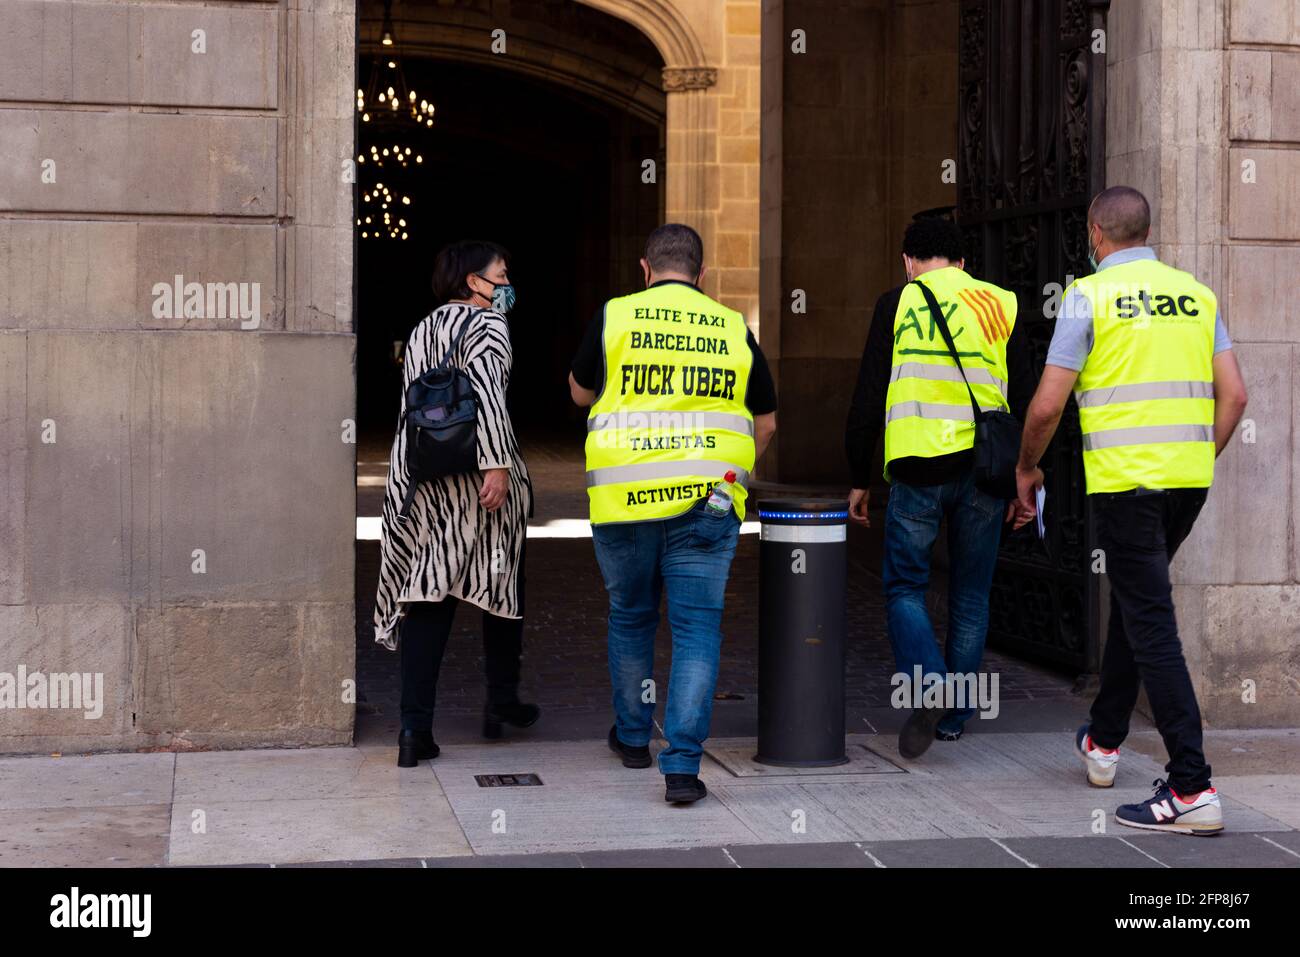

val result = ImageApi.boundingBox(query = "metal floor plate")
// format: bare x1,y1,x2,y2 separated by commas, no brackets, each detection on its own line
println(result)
704,740,907,778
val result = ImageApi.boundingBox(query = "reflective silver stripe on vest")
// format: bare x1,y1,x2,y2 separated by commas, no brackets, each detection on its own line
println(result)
587,410,754,437
1081,424,1214,452
1075,380,1214,409
760,524,846,544
891,361,1008,397
884,400,1001,424
586,461,750,488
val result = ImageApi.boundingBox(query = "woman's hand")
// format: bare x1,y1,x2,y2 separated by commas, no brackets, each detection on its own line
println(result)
479,468,510,511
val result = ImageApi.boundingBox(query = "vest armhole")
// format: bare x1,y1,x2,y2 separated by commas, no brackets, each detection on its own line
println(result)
594,301,609,405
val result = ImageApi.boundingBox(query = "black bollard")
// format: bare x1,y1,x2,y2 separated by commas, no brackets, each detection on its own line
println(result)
755,498,849,767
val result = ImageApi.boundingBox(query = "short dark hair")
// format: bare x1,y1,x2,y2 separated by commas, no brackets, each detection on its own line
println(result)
644,223,703,277
902,216,964,262
1089,186,1151,244
431,240,510,303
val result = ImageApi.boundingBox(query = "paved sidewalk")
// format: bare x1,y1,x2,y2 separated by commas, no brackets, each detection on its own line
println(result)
3,719,1298,868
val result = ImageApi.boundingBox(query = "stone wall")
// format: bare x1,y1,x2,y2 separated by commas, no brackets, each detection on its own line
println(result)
0,0,357,753
762,0,957,484
1107,0,1300,727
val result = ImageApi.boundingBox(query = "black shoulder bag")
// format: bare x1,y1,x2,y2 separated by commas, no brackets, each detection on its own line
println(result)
397,308,484,519
912,279,1020,501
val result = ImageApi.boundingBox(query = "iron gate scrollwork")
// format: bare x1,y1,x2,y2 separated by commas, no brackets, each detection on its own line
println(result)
957,0,1109,672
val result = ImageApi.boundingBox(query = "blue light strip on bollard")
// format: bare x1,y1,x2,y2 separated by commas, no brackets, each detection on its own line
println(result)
757,510,849,521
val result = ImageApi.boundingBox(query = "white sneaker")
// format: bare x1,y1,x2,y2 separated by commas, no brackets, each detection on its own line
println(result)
1075,724,1119,787
1115,779,1225,835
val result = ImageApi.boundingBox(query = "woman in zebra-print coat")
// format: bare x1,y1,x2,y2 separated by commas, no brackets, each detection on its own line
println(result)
374,240,539,767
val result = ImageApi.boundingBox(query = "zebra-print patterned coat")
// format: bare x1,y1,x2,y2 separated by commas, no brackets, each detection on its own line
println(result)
373,302,532,650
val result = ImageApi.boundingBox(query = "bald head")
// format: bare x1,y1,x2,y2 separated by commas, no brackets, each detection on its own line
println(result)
1088,187,1151,246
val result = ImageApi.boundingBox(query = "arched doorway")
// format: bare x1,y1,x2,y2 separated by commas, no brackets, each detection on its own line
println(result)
351,0,709,735
353,0,668,444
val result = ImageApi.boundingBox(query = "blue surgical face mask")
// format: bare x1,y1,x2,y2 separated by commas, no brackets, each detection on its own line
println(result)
1087,230,1101,272
475,275,516,314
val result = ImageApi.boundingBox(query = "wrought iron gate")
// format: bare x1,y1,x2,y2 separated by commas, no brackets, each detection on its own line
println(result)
956,0,1110,672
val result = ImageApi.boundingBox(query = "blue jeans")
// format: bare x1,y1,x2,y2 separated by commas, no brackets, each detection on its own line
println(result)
882,471,1003,733
591,500,740,775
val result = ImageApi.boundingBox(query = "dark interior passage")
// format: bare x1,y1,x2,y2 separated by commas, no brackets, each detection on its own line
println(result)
354,57,664,447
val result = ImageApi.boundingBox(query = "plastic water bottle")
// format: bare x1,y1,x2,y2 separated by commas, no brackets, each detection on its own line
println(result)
705,470,739,515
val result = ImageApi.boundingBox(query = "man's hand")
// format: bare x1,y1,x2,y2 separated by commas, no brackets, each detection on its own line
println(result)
479,468,509,511
848,488,870,527
1013,465,1043,530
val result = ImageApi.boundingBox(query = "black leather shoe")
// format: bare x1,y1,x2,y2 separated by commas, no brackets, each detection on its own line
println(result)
483,701,541,740
665,774,707,804
397,729,439,767
607,725,652,768
899,707,948,759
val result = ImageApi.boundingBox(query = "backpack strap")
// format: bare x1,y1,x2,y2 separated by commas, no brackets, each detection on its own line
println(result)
433,306,486,374
397,478,419,520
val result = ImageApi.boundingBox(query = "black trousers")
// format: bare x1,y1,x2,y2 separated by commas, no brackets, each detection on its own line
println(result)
399,546,526,733
1088,487,1211,794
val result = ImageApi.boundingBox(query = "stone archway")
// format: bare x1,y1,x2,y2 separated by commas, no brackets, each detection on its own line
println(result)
581,0,762,331
358,0,761,330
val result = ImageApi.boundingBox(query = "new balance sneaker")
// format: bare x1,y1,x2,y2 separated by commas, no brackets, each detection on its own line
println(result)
1114,778,1224,836
1075,724,1119,787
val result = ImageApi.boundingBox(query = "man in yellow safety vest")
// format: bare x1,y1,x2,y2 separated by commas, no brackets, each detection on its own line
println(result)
569,223,778,804
846,214,1034,760
1015,186,1248,834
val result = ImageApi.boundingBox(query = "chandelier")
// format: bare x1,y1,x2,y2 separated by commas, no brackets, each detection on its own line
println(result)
355,0,431,241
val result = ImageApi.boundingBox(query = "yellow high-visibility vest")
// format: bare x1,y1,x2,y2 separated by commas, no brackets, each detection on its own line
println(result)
1069,259,1216,493
883,267,1017,479
585,282,756,525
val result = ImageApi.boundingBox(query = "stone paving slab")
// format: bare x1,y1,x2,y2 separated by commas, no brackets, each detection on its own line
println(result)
997,836,1165,868
167,746,473,866
578,847,737,868
1255,830,1300,858
870,728,1167,785
727,841,879,867
424,851,584,868
0,752,175,810
859,836,1032,868
708,782,876,844
166,790,472,866
1211,775,1300,829
790,779,1031,841
1116,832,1300,868
426,739,763,855
172,746,431,803
0,805,170,867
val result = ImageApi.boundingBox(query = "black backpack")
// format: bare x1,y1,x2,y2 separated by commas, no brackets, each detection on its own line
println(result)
397,308,483,519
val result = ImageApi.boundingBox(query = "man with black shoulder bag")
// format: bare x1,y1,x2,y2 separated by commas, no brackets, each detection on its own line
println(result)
845,215,1034,759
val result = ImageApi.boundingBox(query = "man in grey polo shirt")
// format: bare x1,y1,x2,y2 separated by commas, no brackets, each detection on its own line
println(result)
1014,186,1248,834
